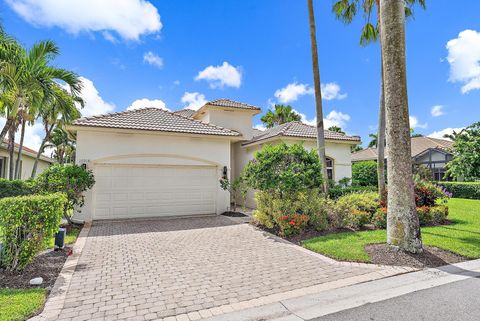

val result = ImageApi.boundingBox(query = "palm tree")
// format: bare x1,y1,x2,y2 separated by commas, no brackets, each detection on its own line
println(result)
443,129,464,141
45,127,76,164
333,0,425,203
380,0,422,253
260,104,301,128
307,0,329,195
368,133,378,148
31,85,82,178
327,126,345,134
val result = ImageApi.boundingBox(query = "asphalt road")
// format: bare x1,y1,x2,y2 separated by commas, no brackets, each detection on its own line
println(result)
312,277,480,321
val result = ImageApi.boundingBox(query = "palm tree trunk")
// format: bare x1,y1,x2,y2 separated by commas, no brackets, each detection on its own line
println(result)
8,126,15,180
31,123,55,178
14,118,26,180
376,2,387,204
380,0,422,253
307,0,329,195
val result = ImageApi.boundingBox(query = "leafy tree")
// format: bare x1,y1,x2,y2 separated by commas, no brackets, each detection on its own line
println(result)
260,104,301,128
446,122,480,181
307,0,329,195
36,164,95,224
333,0,426,204
443,129,464,141
352,161,378,186
328,126,345,134
380,0,422,253
243,143,322,196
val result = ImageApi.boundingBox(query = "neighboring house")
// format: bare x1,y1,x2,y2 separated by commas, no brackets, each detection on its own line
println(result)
0,142,54,179
69,99,360,221
352,136,454,181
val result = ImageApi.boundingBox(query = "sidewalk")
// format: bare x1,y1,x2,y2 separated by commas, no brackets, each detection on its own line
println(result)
203,258,480,321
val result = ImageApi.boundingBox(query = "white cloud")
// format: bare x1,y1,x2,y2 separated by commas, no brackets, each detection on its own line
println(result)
143,51,163,69
0,118,45,154
173,80,180,86
275,83,313,103
195,62,242,89
126,98,169,111
294,109,351,130
74,77,115,117
428,127,465,140
446,29,480,93
254,124,266,131
321,82,348,101
181,92,207,110
6,0,162,41
409,116,428,129
430,105,444,117
274,82,347,103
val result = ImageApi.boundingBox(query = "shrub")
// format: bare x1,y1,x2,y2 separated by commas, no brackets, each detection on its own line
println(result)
352,161,378,186
329,185,377,199
243,143,322,195
414,181,448,207
36,164,95,223
345,210,371,230
0,193,67,270
0,179,36,198
416,206,433,226
372,207,387,229
438,182,480,200
252,191,275,228
336,191,380,215
430,204,448,224
276,214,309,236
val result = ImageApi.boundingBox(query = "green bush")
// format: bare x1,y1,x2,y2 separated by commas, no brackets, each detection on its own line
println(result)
352,161,378,186
0,179,36,198
438,182,480,200
243,143,322,195
0,193,67,270
430,204,449,224
329,185,377,199
332,192,380,230
36,164,95,222
372,207,387,229
416,206,433,226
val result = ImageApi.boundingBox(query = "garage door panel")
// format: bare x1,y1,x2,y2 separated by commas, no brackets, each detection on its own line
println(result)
93,164,217,219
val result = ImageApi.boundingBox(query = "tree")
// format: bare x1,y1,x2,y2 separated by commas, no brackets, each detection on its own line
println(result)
45,127,76,165
328,126,345,134
307,0,329,195
446,122,480,181
333,0,426,204
260,104,301,128
443,129,464,141
380,0,422,253
351,144,363,152
368,133,378,148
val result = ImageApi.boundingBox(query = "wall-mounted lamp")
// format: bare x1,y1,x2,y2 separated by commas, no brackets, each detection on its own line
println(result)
222,166,228,179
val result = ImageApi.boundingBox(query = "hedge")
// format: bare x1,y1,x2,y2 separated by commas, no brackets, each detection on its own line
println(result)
329,185,378,199
437,182,480,200
0,179,36,199
0,193,67,271
352,161,378,187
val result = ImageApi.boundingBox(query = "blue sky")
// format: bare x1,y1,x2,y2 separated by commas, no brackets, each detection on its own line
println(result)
1,0,480,149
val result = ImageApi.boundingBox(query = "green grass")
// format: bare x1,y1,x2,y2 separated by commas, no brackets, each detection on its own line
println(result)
303,198,480,262
0,289,46,321
43,226,81,250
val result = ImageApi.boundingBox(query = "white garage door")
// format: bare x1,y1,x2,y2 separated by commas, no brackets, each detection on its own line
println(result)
93,164,217,219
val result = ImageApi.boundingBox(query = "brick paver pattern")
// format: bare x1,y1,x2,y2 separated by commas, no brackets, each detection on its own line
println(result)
55,217,379,321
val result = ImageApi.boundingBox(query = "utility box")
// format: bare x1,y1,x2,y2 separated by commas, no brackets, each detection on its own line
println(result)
55,228,66,250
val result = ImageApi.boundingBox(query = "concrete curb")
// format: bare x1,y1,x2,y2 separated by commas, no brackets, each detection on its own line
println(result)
28,223,91,321
203,258,480,321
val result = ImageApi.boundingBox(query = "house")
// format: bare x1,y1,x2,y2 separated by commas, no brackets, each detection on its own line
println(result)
0,142,54,179
69,99,360,221
352,136,454,181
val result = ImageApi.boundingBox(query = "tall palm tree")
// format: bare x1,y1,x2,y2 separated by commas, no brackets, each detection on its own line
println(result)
45,127,76,164
31,85,82,177
307,0,329,195
368,133,378,148
380,0,422,253
327,126,345,134
333,0,425,203
260,104,301,128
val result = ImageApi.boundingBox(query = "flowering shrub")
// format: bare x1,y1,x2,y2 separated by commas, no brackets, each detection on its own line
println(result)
414,181,449,207
277,214,309,236
345,209,371,230
430,204,449,224
372,207,387,229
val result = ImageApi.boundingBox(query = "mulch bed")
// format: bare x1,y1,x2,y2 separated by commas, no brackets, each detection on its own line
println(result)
365,244,467,268
0,248,70,289
222,211,247,217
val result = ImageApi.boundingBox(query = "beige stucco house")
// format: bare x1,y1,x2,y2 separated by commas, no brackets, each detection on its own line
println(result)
69,99,360,222
0,142,54,179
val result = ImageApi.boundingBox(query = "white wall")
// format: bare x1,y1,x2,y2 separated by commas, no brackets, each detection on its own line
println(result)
0,149,51,179
233,138,355,208
74,129,233,222
195,108,255,140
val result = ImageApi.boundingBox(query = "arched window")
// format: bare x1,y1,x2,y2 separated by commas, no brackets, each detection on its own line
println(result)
326,157,334,180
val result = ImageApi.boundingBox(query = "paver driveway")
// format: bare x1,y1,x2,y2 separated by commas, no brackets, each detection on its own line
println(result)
53,216,396,321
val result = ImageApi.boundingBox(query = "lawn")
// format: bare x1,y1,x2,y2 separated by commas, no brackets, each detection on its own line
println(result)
44,225,81,249
303,198,480,262
0,289,46,321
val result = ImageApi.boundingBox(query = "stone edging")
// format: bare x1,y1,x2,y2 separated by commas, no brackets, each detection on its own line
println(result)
28,223,91,321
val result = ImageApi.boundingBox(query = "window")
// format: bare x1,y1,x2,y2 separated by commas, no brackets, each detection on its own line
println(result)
326,157,334,180
0,157,5,178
